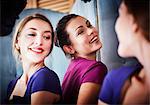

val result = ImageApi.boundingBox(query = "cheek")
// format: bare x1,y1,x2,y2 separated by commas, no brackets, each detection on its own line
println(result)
77,38,87,46
115,18,123,41
115,18,120,36
71,39,83,51
19,36,33,45
44,41,52,51
18,39,26,49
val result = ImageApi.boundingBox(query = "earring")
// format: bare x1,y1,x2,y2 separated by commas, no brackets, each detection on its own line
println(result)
70,49,75,54
15,44,20,50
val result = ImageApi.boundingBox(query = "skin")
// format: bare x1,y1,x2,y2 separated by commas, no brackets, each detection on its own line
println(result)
64,16,102,104
10,19,60,105
122,69,148,104
78,83,101,105
98,2,149,105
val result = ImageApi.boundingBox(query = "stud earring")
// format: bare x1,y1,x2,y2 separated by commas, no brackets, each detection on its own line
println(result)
15,44,20,50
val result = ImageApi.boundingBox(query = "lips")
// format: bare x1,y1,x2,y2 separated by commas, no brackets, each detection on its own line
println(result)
29,47,44,53
90,36,99,44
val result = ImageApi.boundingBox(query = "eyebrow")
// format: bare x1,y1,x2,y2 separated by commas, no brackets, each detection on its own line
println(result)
28,28,36,30
44,31,52,34
75,26,83,31
86,20,89,24
27,28,52,33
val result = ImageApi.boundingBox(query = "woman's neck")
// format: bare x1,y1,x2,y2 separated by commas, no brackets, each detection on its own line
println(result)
135,39,150,69
75,52,96,60
21,61,45,82
135,39,150,91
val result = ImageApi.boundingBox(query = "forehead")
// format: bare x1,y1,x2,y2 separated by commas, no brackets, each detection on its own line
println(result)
66,16,86,31
23,19,52,31
119,2,128,14
68,16,86,27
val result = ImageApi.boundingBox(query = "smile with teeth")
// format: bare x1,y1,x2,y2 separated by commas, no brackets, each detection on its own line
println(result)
90,36,99,44
29,48,44,53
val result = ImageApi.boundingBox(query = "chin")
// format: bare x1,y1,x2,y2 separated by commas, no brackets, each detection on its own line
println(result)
97,44,102,50
29,57,45,64
118,46,130,58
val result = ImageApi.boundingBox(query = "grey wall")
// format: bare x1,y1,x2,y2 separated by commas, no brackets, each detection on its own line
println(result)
0,35,17,103
98,0,124,70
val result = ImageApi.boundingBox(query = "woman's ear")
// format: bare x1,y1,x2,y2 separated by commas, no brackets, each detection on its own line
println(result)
63,45,75,54
54,32,59,47
129,15,139,33
15,38,20,50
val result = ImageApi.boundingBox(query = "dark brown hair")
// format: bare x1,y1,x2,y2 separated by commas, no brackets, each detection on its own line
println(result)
123,0,149,41
56,14,78,56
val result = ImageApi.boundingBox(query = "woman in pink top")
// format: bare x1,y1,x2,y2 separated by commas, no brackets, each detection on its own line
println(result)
56,14,107,104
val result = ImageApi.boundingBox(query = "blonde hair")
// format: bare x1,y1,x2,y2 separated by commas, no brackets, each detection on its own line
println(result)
12,13,54,63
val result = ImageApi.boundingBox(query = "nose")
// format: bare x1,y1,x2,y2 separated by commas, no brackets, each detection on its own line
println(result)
87,27,94,36
34,35,42,46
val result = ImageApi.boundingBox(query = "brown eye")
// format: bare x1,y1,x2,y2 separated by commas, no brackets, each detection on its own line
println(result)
43,32,51,40
78,29,84,35
27,34,36,37
43,36,50,40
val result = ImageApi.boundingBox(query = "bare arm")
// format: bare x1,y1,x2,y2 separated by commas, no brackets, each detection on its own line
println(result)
98,100,109,105
31,91,60,105
77,82,100,105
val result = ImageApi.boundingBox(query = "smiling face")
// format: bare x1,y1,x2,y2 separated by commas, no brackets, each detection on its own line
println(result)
66,16,102,59
17,19,52,63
